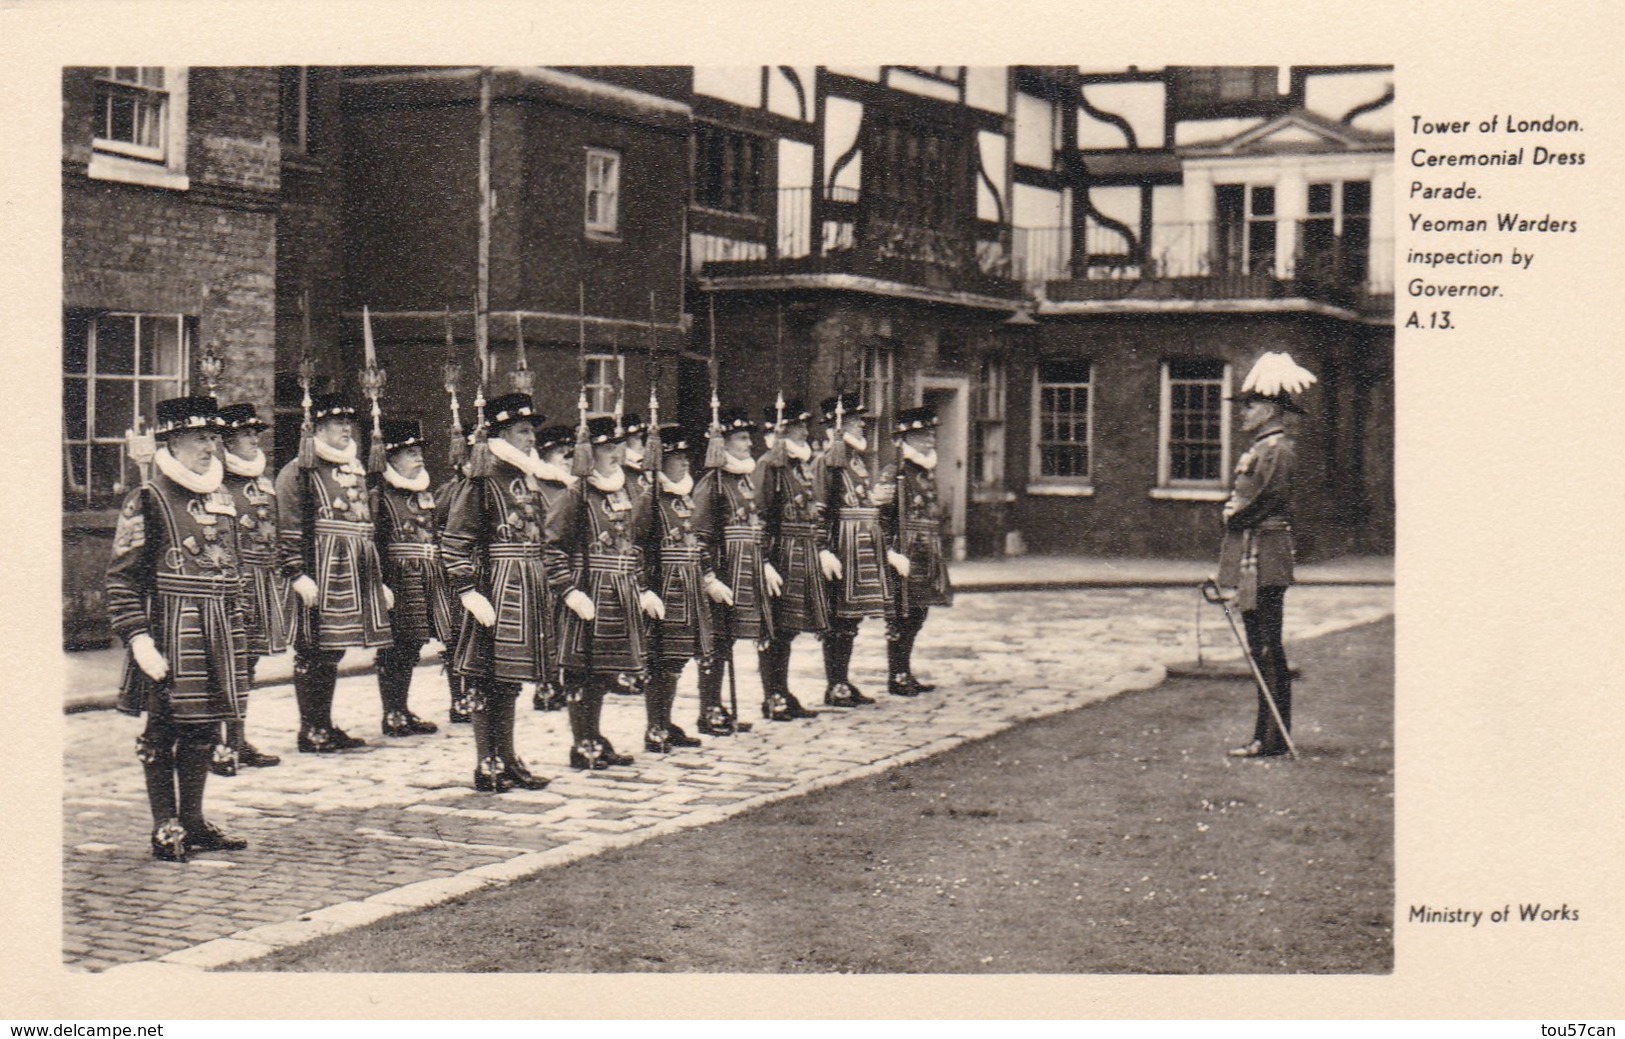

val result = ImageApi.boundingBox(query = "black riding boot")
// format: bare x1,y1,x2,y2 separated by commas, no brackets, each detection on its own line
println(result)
176,723,247,853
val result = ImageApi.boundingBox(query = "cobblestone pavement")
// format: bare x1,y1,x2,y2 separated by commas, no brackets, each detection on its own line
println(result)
63,585,1392,973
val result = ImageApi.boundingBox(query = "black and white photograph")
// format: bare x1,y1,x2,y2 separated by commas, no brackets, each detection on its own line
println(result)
5,0,1623,1025
55,61,1396,976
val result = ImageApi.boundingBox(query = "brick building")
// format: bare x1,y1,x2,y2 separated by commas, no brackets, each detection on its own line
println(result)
60,64,1394,647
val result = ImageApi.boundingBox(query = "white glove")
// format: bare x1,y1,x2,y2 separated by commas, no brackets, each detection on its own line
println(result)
565,589,596,621
639,590,666,619
293,574,319,607
818,549,843,581
887,549,912,578
461,590,497,627
130,633,169,682
381,584,395,611
703,575,735,606
762,562,784,597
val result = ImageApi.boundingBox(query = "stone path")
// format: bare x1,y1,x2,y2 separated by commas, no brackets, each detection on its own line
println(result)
63,585,1393,972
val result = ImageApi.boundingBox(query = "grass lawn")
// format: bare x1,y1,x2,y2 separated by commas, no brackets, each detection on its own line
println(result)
242,616,1393,974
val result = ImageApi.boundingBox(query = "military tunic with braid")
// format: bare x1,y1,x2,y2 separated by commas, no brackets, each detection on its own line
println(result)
879,458,954,609
813,450,891,618
645,482,717,666
375,479,457,645
442,457,552,683
694,467,775,642
223,468,290,656
758,451,831,633
544,474,657,675
108,472,250,723
275,454,392,650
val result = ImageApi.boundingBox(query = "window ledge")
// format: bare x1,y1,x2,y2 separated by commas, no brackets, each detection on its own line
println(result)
88,151,189,191
1149,486,1228,502
1026,483,1095,497
585,229,622,243
971,488,1016,504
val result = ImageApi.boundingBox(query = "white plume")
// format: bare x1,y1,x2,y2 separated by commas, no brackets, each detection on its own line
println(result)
1241,352,1318,396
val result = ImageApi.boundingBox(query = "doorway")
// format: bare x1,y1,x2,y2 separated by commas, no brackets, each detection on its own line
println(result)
918,376,969,561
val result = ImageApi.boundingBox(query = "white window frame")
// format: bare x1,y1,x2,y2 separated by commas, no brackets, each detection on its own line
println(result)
1214,183,1277,277
64,312,193,506
1027,359,1094,496
88,67,189,191
585,147,621,238
583,353,624,416
971,354,1008,497
859,341,894,423
280,66,313,157
1152,360,1232,501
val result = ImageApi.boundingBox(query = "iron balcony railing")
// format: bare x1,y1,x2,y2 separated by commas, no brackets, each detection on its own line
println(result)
691,186,1020,298
1010,220,1394,316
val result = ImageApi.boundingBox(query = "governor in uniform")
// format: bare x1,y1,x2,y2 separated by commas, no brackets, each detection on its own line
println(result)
695,408,786,730
1219,352,1314,759
640,424,715,751
275,392,394,753
441,394,553,792
813,393,897,707
213,402,285,774
372,418,451,740
757,400,833,720
879,406,954,697
544,415,663,768
107,396,250,861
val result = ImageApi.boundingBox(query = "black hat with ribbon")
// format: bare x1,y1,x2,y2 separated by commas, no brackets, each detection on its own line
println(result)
154,395,224,438
484,393,540,433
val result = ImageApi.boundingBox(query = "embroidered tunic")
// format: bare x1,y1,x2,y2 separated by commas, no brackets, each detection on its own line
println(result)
644,483,717,665
275,454,392,650
223,467,290,656
375,479,457,645
107,473,250,722
813,451,891,618
1217,428,1297,609
758,451,831,633
442,458,552,683
544,475,656,675
879,458,954,609
694,467,774,642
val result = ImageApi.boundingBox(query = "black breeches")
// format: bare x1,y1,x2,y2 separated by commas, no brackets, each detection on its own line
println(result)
1241,586,1291,749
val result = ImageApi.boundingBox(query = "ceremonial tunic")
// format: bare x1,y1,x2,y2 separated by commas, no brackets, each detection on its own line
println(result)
534,476,574,676
645,483,716,666
814,451,891,618
758,451,830,633
223,468,290,656
694,468,774,642
544,475,656,675
879,458,954,609
442,458,552,683
108,473,250,723
275,455,392,650
1217,428,1297,608
375,480,457,645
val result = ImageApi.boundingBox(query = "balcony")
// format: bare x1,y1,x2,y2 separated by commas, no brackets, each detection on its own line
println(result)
691,186,1020,301
1012,221,1394,320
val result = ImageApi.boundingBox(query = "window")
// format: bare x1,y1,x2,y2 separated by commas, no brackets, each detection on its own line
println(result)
279,67,317,157
1300,179,1371,287
971,354,1006,491
1031,359,1092,485
88,67,188,190
1155,359,1231,498
585,148,621,236
693,124,767,216
63,312,194,506
859,342,894,421
1214,184,1277,277
584,354,624,415
1169,67,1279,114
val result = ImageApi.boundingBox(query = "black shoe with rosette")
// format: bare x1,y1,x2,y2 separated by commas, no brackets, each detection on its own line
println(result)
474,756,516,792
645,727,673,754
150,819,189,863
663,722,702,748
762,694,796,722
501,757,551,790
183,821,249,852
297,728,340,754
823,683,861,708
209,743,239,778
237,743,281,768
326,727,367,750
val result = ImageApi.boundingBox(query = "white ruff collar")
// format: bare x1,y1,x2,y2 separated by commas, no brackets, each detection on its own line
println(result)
384,464,431,492
532,455,577,487
589,466,627,493
314,437,358,466
902,443,938,470
155,447,223,495
843,432,868,453
722,452,757,475
659,472,694,496
487,436,543,478
224,448,266,478
783,438,812,462
624,446,645,467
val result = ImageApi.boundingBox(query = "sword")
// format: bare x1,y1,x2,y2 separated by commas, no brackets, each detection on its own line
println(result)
1201,579,1299,760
